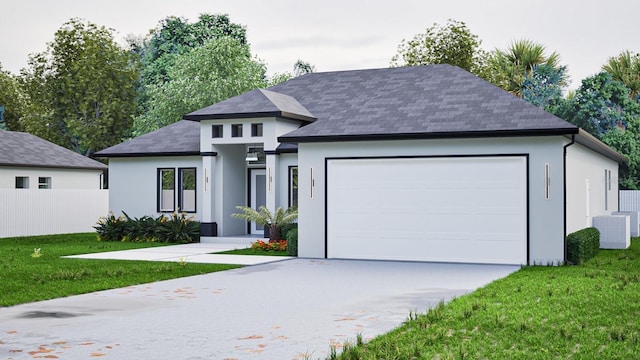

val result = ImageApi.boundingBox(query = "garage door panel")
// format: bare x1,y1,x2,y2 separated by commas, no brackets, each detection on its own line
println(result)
327,156,528,264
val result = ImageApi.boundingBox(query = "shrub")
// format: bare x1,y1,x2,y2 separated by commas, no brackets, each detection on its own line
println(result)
231,206,298,241
286,227,298,257
95,212,200,243
567,227,600,265
251,239,287,251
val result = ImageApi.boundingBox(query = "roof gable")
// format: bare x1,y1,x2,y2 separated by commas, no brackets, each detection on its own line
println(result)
183,88,316,122
94,120,200,157
0,131,106,170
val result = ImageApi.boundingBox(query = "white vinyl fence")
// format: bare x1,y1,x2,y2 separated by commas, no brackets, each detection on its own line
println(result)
619,190,640,212
0,189,108,238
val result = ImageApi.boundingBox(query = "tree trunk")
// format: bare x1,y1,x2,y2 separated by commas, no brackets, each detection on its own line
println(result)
269,224,281,242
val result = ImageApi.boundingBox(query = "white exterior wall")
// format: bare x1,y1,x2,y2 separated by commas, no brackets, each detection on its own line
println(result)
211,145,246,236
297,136,567,264
107,156,202,220
565,141,620,234
0,166,103,189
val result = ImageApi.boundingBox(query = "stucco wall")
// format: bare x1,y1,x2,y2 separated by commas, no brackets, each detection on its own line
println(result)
297,136,568,264
107,156,202,220
0,167,103,189
565,141,620,234
276,153,298,209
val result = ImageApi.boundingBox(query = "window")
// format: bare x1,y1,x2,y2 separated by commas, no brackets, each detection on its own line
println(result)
15,176,29,189
289,166,298,208
231,124,243,137
251,123,263,137
158,169,175,212
212,124,223,138
178,168,196,212
38,177,51,189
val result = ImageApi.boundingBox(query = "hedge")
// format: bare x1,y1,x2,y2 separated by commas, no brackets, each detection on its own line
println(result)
566,227,600,265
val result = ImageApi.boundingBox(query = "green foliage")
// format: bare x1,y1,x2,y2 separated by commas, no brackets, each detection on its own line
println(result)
487,39,565,97
391,19,488,77
267,59,315,86
19,18,139,155
251,239,287,252
0,63,26,131
602,50,640,99
95,211,199,243
0,233,238,306
566,227,600,265
286,227,298,257
231,206,298,242
602,127,640,189
522,64,568,112
132,37,266,135
330,239,640,359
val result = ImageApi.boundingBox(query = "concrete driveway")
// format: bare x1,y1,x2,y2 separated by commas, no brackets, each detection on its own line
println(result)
0,259,519,359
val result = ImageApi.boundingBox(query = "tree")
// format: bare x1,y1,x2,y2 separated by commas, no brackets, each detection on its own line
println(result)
20,19,138,155
487,39,566,97
133,14,247,114
522,64,568,113
131,37,267,135
0,64,25,131
602,50,640,99
602,126,640,189
391,19,488,77
232,205,298,242
267,59,316,87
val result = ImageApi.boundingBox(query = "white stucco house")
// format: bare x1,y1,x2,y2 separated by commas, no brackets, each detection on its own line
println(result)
0,130,108,237
95,65,626,265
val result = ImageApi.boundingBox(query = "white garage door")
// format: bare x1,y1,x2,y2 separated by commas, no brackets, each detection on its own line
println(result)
326,156,528,264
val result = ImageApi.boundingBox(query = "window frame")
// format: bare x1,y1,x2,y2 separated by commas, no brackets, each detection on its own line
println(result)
251,123,263,137
212,124,223,138
231,124,243,137
157,168,176,212
15,176,29,189
289,166,298,208
38,177,51,189
178,167,197,213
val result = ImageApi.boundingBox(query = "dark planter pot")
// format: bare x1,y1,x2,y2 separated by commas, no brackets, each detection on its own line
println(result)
263,224,270,239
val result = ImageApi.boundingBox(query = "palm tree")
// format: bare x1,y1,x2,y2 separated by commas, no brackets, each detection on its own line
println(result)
488,39,565,97
602,50,640,99
231,206,298,242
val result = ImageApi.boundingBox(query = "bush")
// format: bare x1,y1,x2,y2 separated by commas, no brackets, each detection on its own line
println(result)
95,212,200,243
251,239,287,251
567,227,600,265
286,227,298,257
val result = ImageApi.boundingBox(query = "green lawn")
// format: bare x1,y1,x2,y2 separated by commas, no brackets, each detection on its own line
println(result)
334,240,640,359
0,233,240,307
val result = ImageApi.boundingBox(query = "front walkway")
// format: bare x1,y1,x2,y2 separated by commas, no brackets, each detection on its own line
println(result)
64,239,291,266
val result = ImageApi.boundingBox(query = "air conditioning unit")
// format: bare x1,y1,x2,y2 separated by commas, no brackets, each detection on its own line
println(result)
612,211,640,237
593,215,630,249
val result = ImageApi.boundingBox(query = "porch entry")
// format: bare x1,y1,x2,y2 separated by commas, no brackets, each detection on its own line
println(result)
249,168,266,234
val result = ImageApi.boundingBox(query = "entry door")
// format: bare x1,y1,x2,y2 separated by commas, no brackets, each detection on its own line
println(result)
250,169,266,234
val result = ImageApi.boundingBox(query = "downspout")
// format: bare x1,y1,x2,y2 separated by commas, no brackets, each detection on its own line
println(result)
563,135,576,263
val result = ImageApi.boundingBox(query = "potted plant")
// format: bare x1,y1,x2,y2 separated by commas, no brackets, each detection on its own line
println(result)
231,206,298,242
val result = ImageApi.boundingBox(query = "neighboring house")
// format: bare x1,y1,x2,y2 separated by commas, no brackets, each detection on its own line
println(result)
0,130,108,237
96,65,626,265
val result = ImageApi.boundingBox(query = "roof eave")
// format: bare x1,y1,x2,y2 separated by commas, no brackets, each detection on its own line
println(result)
94,151,201,158
183,111,315,123
0,162,107,171
278,127,580,144
572,129,628,164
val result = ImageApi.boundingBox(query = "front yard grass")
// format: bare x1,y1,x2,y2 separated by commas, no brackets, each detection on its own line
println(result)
334,239,640,359
0,233,240,307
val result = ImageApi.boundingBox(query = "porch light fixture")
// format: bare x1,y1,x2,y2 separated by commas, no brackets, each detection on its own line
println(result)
245,150,259,162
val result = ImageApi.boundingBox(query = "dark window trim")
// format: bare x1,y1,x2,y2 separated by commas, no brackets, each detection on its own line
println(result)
231,124,243,138
212,124,223,138
288,165,298,208
251,123,263,137
15,176,29,189
157,168,176,213
323,153,531,265
178,167,197,213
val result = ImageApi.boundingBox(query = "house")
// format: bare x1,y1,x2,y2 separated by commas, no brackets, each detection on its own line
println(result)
95,65,626,265
0,130,108,237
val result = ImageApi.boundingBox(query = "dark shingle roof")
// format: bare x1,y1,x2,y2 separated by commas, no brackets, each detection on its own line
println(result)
94,120,200,157
0,131,107,170
271,65,578,142
184,88,316,122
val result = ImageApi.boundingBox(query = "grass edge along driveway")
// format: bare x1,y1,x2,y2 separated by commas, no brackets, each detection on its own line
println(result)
332,239,640,359
0,233,240,307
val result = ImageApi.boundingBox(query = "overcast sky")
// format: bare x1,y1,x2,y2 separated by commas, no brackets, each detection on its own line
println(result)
1,0,638,89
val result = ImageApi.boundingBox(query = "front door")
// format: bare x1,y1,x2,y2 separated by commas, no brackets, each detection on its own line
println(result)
250,169,266,235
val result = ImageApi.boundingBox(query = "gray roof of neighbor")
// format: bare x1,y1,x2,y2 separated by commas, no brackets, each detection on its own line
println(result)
184,88,316,122
0,130,107,170
182,64,578,142
94,120,200,157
